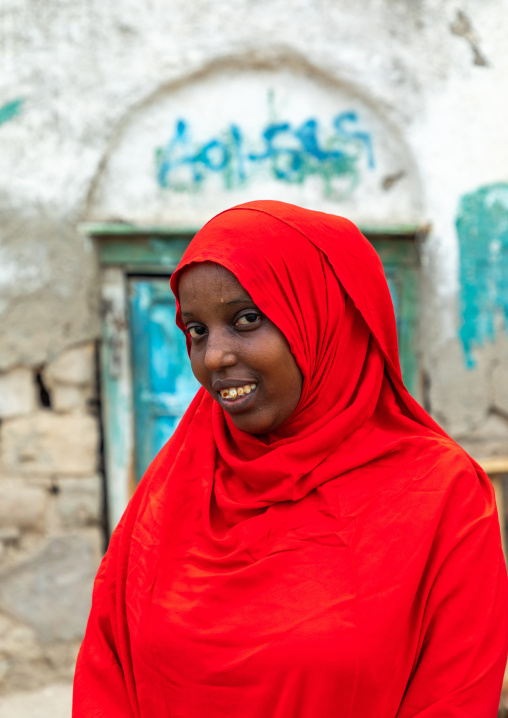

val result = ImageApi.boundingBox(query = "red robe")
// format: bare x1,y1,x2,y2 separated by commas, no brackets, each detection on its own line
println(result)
74,201,508,717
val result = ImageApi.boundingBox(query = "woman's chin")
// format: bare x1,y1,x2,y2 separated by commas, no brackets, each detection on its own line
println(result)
226,409,276,436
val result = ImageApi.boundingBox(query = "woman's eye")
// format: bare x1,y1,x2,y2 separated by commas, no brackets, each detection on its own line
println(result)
187,326,206,338
236,313,260,327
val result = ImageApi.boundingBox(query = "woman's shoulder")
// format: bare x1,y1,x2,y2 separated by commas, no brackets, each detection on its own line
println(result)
337,430,494,521
405,432,490,494
385,429,483,486
389,431,497,534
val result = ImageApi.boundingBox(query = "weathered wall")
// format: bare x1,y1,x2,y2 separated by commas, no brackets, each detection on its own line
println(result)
1,0,508,693
89,66,423,226
0,344,102,690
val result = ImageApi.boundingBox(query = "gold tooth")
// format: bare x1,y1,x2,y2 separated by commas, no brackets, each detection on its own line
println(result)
244,385,251,394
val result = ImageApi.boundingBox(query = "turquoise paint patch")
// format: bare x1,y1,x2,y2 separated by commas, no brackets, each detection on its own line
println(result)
456,183,508,367
0,98,24,126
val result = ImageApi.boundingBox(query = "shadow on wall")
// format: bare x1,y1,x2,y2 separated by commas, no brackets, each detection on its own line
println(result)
457,183,508,368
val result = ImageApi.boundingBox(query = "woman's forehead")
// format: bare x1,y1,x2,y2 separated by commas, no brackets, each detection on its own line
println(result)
178,262,253,311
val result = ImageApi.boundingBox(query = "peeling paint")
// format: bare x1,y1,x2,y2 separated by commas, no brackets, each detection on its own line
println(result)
457,183,508,367
0,98,24,126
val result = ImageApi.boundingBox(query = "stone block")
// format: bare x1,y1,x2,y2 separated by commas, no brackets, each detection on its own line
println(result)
0,368,36,419
0,534,101,643
0,412,99,476
0,614,42,662
0,624,73,693
43,344,95,387
0,482,46,532
51,384,94,413
0,613,45,691
43,639,81,678
0,614,48,696
56,476,102,527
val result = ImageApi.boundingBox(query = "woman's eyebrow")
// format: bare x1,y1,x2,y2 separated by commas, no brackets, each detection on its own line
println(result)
181,298,252,318
224,297,253,306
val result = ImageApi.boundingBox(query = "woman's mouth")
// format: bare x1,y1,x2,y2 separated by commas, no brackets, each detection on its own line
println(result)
216,383,258,413
219,383,257,401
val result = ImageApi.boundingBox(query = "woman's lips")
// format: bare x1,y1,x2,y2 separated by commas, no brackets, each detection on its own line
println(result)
219,383,257,400
216,383,258,413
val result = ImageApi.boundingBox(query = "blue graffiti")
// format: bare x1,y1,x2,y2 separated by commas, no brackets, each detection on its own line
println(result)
155,112,374,199
456,183,508,367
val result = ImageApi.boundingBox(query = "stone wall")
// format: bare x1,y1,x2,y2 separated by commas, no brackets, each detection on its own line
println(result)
1,0,508,695
0,344,102,690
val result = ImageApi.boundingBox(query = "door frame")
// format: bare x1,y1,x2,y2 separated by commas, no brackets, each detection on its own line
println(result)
85,222,424,534
88,227,196,531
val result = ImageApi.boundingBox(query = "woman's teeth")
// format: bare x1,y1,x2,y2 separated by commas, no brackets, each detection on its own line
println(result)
220,384,257,400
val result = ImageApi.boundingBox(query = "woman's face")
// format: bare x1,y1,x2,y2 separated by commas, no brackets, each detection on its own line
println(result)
178,262,303,435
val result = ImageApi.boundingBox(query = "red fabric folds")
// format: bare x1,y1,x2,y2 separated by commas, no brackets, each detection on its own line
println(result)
74,201,508,718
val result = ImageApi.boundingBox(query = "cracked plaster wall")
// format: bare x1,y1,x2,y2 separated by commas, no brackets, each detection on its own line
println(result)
1,0,508,692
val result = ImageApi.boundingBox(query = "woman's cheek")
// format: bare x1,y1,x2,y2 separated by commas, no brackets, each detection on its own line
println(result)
190,353,207,387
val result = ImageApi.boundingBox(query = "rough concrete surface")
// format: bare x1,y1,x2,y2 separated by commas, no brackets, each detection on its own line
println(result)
0,682,72,718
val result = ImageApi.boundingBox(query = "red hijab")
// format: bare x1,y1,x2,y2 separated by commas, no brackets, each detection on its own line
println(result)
74,201,508,718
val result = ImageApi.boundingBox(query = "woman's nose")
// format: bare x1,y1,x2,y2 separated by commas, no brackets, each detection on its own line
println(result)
204,330,237,371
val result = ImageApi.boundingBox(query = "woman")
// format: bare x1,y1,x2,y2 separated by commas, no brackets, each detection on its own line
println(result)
73,200,508,717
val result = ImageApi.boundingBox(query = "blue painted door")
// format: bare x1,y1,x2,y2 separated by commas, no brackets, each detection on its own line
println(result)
128,277,200,483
